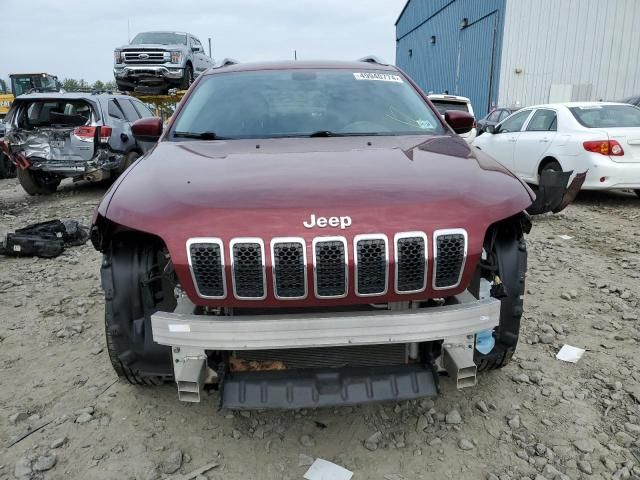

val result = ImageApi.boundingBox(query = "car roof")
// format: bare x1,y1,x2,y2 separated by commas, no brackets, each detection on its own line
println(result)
520,101,633,110
135,30,189,35
427,94,471,103
14,92,131,101
204,60,398,74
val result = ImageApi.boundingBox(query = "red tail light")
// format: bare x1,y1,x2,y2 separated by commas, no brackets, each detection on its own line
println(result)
73,126,95,142
72,126,112,144
98,126,112,144
583,140,624,156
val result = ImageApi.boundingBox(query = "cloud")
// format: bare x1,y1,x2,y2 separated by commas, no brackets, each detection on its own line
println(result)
3,0,406,82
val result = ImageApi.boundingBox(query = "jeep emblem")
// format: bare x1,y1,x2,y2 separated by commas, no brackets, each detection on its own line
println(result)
303,214,352,229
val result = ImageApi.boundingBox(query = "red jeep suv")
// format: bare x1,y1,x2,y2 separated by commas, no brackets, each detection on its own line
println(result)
91,59,533,409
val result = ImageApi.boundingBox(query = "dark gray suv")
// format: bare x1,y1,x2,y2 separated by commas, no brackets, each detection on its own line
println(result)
1,92,155,195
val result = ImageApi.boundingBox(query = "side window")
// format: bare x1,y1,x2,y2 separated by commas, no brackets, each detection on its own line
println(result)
487,110,501,122
498,110,511,121
132,100,154,118
108,100,125,120
526,109,557,132
499,110,531,133
117,99,141,122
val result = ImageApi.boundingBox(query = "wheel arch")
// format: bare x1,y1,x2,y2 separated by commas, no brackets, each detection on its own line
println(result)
537,155,562,174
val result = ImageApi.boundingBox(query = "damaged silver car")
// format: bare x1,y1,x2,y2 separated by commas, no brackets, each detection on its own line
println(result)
0,92,154,195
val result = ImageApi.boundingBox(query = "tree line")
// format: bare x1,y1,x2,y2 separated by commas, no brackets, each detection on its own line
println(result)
62,78,118,92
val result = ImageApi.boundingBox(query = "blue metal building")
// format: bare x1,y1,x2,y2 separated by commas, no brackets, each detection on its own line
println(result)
395,0,506,117
396,0,640,118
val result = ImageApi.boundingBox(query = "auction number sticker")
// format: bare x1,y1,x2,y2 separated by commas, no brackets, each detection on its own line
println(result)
353,72,404,83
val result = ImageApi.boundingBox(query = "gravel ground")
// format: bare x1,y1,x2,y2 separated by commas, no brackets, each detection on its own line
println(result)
1,177,640,480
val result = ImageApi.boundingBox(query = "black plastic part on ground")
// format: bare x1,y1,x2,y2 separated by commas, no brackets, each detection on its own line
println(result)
222,364,438,409
0,219,89,258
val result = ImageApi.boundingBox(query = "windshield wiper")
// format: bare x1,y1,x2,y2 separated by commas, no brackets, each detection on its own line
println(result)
308,130,346,137
173,131,231,140
308,131,388,138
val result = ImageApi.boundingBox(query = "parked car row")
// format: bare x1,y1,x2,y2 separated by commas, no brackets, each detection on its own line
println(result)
473,102,640,197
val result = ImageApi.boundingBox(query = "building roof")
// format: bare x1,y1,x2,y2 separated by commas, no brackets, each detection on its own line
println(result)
395,0,411,25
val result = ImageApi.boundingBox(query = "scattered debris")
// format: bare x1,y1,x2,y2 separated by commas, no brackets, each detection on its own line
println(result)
0,219,88,258
556,344,586,363
304,458,353,480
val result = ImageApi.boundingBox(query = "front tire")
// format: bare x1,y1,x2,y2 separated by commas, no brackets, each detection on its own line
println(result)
17,168,61,195
634,189,640,199
180,64,194,90
102,234,176,384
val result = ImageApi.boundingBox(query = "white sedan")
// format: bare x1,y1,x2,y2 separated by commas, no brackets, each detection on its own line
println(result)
473,102,640,197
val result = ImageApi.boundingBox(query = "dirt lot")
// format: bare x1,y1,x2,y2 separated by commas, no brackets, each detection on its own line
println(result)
1,177,640,480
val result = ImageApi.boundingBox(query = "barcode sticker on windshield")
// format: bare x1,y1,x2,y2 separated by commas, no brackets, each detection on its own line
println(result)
353,72,403,83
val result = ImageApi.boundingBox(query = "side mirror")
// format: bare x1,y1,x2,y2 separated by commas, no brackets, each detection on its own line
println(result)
444,110,475,134
485,125,496,134
132,117,163,142
192,47,200,53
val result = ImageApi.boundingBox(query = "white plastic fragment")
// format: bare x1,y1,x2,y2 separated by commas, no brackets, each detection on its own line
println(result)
304,458,353,480
556,344,585,363
558,235,573,240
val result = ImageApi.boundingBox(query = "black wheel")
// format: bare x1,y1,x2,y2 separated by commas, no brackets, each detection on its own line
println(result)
0,153,16,179
17,168,60,195
103,234,177,384
180,64,194,90
475,218,528,371
634,189,640,199
540,160,562,174
116,151,139,176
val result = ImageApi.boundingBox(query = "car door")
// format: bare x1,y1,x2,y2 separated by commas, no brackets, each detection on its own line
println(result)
477,109,532,170
512,108,558,180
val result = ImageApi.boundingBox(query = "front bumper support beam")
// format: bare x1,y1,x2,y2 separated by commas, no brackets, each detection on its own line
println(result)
151,293,501,351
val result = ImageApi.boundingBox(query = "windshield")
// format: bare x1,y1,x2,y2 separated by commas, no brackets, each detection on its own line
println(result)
131,32,187,45
16,100,93,128
171,69,445,139
430,100,470,115
569,104,640,128
12,75,59,97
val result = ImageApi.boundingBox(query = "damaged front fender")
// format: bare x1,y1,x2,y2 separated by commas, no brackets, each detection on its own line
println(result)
526,170,587,215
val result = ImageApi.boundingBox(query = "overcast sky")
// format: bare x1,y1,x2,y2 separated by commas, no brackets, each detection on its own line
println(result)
3,0,407,83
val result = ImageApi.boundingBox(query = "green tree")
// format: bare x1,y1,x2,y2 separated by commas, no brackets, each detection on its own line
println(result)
92,80,105,91
104,80,117,91
62,78,80,91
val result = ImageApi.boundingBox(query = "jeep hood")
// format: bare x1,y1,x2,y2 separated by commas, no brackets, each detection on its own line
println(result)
100,135,533,305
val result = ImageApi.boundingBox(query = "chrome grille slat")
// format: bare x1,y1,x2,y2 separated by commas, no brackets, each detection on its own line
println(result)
313,237,348,298
187,238,226,299
123,51,167,64
433,229,467,290
271,238,307,299
354,234,388,296
395,232,427,293
231,239,266,300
